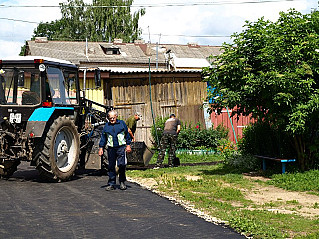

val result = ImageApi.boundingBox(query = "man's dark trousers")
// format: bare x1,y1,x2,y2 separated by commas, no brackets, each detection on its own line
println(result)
107,145,126,185
157,133,177,166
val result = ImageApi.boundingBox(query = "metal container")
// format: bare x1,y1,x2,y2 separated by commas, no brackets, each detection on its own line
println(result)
127,142,154,166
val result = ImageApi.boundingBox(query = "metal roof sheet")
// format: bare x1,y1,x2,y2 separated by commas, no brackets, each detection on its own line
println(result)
173,58,210,68
94,67,202,74
2,55,75,65
98,67,160,73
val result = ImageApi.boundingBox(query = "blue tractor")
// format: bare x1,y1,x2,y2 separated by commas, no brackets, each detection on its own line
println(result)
0,56,111,181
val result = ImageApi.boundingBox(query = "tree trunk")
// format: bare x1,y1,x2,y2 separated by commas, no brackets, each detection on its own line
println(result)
293,135,306,171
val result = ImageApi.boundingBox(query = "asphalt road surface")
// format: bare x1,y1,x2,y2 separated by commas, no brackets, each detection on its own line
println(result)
0,162,245,239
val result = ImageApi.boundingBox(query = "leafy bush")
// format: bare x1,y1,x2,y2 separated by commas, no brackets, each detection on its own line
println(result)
239,121,295,159
177,123,228,150
217,137,260,171
224,152,260,172
151,117,229,150
203,9,319,171
221,121,297,172
217,138,237,159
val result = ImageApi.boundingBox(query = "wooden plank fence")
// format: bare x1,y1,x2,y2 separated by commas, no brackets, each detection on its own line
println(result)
108,72,206,146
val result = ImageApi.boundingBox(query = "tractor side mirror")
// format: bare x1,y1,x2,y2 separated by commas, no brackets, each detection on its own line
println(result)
18,71,25,87
94,69,101,88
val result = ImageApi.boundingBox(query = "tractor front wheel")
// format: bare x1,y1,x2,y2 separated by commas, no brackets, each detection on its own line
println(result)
36,116,80,181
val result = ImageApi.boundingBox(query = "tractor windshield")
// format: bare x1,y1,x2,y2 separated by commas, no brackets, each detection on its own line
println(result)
0,67,40,105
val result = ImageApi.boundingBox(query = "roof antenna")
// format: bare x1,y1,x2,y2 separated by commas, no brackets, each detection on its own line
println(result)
85,37,89,61
147,26,151,43
156,42,158,70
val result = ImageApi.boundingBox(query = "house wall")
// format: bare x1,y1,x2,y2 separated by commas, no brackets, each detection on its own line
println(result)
79,78,105,112
108,72,207,146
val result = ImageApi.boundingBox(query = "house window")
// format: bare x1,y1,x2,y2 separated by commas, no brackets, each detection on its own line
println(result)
100,45,120,55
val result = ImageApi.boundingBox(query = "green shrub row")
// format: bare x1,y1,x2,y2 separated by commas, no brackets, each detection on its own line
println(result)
150,116,229,150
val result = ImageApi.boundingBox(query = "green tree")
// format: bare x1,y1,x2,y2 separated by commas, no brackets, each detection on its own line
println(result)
204,9,319,170
19,42,27,56
89,0,145,42
30,0,144,42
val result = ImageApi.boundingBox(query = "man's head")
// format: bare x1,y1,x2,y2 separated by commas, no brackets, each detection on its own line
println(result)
108,110,118,124
134,112,142,121
169,113,176,118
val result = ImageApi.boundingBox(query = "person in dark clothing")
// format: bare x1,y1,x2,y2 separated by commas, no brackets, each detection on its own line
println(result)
125,112,142,142
99,110,132,190
154,113,181,168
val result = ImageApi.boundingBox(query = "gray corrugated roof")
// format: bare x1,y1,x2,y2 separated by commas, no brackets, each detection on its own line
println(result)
27,41,221,67
27,41,89,64
160,44,221,59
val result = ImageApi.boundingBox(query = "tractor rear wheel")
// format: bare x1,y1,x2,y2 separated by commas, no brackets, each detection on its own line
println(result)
36,116,80,181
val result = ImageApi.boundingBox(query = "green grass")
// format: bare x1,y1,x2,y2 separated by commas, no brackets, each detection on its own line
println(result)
127,154,319,238
148,151,223,165
267,170,319,193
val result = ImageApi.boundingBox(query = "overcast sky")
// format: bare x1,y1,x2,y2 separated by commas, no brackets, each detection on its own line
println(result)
0,0,317,58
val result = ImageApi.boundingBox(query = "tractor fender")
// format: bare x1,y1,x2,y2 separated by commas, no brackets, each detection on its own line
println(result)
25,107,74,138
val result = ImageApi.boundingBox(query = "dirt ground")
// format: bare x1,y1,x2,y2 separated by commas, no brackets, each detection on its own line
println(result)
128,175,319,221
242,175,319,218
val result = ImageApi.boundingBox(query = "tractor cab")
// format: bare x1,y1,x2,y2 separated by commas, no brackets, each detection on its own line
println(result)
0,57,79,119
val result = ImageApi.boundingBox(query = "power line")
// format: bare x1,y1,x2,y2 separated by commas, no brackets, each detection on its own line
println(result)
0,17,40,24
0,18,231,39
0,0,300,8
143,33,231,38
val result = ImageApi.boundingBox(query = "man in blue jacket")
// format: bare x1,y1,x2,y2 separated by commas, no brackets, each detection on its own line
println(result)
99,110,132,190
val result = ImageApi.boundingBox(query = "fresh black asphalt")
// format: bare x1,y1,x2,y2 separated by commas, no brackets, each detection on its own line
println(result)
0,162,245,239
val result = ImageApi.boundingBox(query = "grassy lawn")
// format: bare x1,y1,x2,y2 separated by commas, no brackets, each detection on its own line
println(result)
127,153,319,239
148,151,223,164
